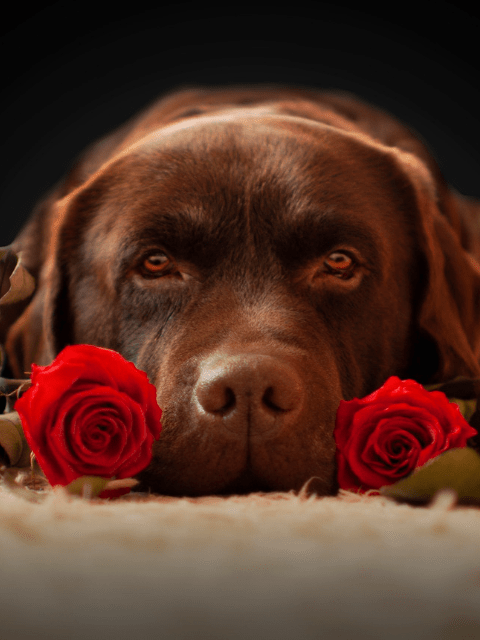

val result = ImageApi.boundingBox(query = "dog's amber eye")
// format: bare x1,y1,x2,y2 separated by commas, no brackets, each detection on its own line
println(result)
324,252,355,277
142,253,172,275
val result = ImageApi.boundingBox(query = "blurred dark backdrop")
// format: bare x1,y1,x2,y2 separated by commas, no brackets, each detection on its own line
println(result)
1,3,479,244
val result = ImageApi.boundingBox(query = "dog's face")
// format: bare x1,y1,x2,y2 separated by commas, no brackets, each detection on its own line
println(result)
7,92,480,496
53,109,421,495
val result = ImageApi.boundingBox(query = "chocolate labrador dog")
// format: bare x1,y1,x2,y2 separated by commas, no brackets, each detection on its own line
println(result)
4,85,480,495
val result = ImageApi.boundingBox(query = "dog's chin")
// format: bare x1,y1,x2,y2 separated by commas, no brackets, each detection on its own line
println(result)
218,474,337,497
216,472,337,497
215,468,275,495
134,464,338,498
134,468,270,497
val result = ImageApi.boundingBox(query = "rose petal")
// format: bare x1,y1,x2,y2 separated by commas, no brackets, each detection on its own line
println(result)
51,388,129,458
16,344,162,489
334,375,478,493
365,425,422,476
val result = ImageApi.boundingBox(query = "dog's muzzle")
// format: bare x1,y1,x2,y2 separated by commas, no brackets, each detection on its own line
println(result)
194,353,305,437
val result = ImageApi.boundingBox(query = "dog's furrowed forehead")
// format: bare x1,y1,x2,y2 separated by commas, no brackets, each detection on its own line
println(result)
82,112,412,275
129,114,329,211
108,113,403,228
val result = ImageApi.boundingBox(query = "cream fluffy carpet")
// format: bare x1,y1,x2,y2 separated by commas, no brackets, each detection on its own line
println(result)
1,477,480,640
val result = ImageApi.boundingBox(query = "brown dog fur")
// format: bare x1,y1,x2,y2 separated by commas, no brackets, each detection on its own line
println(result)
5,85,480,495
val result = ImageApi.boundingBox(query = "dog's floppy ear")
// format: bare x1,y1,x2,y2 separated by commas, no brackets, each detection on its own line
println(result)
399,150,480,383
4,197,73,378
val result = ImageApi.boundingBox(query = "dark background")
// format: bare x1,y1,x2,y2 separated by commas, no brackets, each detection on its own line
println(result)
2,2,479,245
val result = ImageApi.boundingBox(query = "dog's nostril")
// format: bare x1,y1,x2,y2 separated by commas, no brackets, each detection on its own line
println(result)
262,386,286,413
195,355,305,426
196,378,237,415
217,387,236,413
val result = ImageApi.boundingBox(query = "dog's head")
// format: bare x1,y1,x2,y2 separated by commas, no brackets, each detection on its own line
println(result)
6,91,480,495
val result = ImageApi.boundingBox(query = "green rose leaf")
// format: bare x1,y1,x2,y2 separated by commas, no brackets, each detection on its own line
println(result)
65,476,110,498
425,378,480,422
380,448,480,505
425,377,480,396
0,379,32,414
64,476,138,498
0,247,35,306
0,247,36,355
0,411,31,467
425,378,480,452
451,398,478,423
0,247,17,300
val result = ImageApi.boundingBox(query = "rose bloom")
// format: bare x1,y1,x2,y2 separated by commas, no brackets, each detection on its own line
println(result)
334,376,477,492
15,345,162,495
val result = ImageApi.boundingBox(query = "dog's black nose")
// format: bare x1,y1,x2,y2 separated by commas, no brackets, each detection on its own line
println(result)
194,354,305,435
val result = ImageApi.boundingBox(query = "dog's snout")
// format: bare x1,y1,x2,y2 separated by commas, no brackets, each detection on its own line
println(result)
194,354,304,434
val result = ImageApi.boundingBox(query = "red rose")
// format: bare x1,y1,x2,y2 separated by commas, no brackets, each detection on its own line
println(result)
334,376,477,492
15,345,162,494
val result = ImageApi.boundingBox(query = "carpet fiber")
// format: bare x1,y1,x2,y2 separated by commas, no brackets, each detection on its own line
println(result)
1,474,480,640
